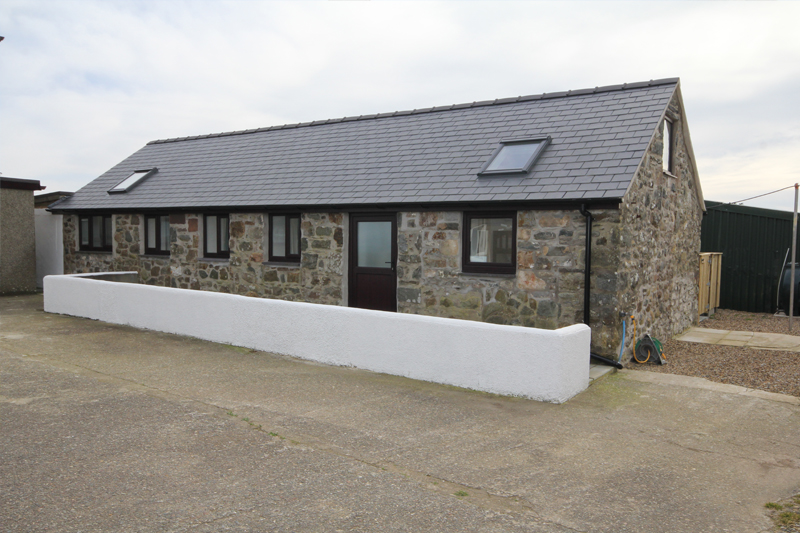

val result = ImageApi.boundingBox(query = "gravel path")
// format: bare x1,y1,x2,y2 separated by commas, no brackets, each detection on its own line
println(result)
630,309,800,398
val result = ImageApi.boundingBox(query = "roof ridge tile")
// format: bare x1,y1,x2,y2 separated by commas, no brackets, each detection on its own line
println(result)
146,77,679,145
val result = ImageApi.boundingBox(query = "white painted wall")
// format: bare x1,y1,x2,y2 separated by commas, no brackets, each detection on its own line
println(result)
34,210,63,289
44,272,591,403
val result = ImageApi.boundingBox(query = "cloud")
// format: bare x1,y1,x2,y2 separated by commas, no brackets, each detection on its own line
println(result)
1,0,799,202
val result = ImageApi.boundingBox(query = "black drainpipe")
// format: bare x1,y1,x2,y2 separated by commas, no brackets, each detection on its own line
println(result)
580,204,624,369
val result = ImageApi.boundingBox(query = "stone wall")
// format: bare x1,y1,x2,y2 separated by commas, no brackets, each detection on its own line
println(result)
114,214,142,272
63,214,114,274
396,208,620,355
63,214,171,287
63,208,623,355
230,213,265,297
617,89,703,360
64,212,346,305
299,213,345,305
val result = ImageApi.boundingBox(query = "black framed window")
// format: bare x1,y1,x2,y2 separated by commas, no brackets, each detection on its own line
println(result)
204,214,230,259
79,214,113,252
269,213,301,262
145,214,170,255
662,119,673,173
462,212,516,275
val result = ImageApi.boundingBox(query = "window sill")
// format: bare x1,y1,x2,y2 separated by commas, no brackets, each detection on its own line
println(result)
140,253,170,259
76,250,112,255
459,271,516,279
200,257,230,264
263,261,301,268
663,170,678,179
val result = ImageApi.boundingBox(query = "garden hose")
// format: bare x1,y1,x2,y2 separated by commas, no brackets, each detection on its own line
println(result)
633,336,651,363
634,334,666,364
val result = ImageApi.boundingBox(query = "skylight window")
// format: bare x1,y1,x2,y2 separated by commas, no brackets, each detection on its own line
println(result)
108,168,157,194
478,137,550,176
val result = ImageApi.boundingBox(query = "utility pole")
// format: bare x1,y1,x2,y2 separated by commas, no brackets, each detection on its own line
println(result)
790,183,798,331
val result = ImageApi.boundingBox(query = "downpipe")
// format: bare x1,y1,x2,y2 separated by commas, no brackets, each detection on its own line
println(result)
580,204,624,370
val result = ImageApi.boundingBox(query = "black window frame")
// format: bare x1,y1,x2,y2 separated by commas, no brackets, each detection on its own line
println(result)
144,214,171,256
461,211,517,275
478,136,551,177
663,119,674,174
203,213,230,259
78,214,113,252
268,213,301,263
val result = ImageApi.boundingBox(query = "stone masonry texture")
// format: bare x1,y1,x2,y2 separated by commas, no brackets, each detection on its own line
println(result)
62,94,702,361
616,92,703,361
65,212,345,305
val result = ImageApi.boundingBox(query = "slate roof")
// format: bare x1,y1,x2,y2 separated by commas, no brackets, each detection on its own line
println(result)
54,78,679,212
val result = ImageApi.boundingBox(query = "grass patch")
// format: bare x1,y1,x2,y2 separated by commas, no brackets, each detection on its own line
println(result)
778,511,800,526
225,345,252,354
766,493,800,530
454,490,469,497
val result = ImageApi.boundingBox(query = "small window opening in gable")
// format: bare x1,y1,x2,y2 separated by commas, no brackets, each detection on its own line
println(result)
108,168,157,194
662,119,673,174
478,137,550,177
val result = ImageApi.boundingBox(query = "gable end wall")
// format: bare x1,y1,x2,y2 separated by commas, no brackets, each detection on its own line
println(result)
617,90,703,359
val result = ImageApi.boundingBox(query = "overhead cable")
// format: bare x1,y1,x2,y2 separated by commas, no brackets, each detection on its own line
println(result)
705,185,797,211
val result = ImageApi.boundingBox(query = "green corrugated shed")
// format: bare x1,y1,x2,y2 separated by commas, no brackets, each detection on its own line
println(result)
701,201,800,313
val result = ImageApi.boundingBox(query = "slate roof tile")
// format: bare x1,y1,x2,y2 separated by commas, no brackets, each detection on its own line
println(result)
55,79,678,211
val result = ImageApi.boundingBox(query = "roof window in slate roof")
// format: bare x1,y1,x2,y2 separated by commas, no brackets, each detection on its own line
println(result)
478,137,550,177
108,168,157,194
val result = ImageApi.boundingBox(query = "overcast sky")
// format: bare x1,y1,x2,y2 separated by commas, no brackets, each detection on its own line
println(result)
2,1,799,210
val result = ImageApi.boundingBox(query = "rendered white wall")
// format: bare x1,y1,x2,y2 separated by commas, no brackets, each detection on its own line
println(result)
44,272,591,403
35,211,63,289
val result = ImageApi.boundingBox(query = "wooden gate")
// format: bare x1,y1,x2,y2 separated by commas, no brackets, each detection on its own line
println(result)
699,252,722,316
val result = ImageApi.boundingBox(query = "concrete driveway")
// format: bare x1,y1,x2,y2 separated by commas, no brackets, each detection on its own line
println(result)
1,294,798,532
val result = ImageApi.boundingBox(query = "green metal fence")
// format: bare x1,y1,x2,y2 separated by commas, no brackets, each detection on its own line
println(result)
701,201,800,313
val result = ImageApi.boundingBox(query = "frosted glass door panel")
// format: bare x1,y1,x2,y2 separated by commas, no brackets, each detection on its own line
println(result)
357,221,392,268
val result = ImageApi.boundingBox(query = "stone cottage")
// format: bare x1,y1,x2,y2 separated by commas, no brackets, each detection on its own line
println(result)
49,78,704,361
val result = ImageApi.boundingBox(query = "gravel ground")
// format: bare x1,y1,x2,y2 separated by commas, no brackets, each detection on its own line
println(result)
699,308,800,335
630,309,800,398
